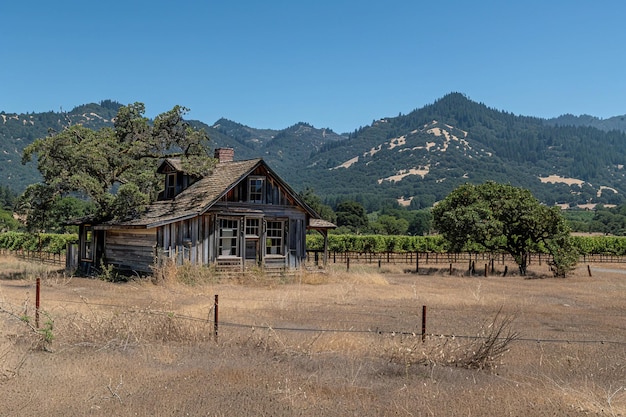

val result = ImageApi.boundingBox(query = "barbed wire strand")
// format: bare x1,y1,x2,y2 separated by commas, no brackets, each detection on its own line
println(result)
3,298,624,347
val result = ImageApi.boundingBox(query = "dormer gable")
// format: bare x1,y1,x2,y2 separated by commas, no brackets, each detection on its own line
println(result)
219,164,298,206
157,158,199,200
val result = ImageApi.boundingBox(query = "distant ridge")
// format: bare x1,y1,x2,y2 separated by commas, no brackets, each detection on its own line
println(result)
2,94,626,211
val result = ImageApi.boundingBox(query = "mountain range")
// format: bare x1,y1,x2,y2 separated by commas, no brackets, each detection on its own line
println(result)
2,93,626,211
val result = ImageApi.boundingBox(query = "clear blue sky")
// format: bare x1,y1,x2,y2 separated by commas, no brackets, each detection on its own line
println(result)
2,1,625,133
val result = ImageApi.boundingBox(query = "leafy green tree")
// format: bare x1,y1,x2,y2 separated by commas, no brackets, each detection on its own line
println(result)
49,196,96,232
15,183,58,233
407,210,433,236
369,214,409,235
583,204,626,235
19,103,213,228
336,200,368,234
432,182,578,276
0,185,18,210
0,208,20,232
298,187,336,224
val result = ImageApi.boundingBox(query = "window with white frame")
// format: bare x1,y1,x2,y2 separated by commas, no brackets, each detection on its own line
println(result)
265,220,284,255
248,177,265,203
245,218,260,237
218,218,239,257
82,226,93,261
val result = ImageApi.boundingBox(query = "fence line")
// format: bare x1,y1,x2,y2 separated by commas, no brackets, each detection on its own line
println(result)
308,251,626,265
4,248,626,270
5,293,624,347
1,248,66,266
308,251,543,266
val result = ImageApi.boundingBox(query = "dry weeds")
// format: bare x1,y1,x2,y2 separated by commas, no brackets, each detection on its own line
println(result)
1,254,625,416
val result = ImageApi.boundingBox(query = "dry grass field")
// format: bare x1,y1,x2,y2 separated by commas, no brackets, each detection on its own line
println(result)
1,255,625,416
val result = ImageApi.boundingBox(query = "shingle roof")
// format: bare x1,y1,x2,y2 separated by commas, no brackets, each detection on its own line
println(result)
106,158,263,228
308,218,337,229
95,157,338,230
156,158,184,173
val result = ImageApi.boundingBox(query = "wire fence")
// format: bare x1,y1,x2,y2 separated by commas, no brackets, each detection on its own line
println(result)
308,251,626,266
3,248,626,272
1,248,66,266
4,291,624,348
2,248,625,347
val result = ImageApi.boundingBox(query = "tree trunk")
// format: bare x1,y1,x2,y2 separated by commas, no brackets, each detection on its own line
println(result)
518,252,528,276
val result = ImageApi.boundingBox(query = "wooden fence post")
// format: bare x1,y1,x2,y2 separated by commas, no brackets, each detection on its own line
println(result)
214,294,219,343
415,251,419,274
35,277,41,329
421,305,427,342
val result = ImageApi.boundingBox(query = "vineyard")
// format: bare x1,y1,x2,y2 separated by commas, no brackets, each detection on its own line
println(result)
2,232,626,259
307,233,626,256
0,232,77,254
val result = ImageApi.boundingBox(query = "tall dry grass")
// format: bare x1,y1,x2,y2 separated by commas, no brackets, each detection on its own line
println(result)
1,256,625,416
0,254,66,282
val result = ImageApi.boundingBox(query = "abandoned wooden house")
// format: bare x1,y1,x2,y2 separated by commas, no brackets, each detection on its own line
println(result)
77,148,335,275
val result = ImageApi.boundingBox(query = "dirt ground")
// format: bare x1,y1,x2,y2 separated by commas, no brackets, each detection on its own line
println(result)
1,257,625,416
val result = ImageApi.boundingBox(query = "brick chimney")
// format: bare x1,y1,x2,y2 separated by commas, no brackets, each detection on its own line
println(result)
214,147,234,163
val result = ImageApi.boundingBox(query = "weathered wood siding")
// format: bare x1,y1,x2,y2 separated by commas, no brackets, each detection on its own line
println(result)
289,217,305,268
105,229,156,272
156,216,208,265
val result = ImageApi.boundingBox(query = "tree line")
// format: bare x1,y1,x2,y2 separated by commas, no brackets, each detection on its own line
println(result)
8,101,625,278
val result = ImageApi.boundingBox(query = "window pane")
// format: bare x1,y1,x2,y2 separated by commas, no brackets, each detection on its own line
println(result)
82,227,93,260
166,174,176,198
246,218,260,236
219,219,239,256
265,221,283,255
249,178,264,203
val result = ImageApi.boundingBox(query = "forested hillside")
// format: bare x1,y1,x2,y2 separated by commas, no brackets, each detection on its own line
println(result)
300,93,626,210
0,100,121,190
203,119,346,180
547,113,626,132
2,94,626,212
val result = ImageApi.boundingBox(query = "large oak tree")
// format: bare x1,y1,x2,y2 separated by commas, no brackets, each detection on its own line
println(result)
432,182,578,277
18,103,214,231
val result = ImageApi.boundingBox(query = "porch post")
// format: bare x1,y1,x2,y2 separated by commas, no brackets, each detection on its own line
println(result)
323,230,329,267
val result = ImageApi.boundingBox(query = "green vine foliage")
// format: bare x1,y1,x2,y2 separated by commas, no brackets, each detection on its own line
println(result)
307,234,626,256
307,234,448,253
1,231,625,259
0,232,78,254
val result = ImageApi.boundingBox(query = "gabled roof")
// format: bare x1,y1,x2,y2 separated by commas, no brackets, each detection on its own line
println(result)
156,158,184,173
98,158,323,229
